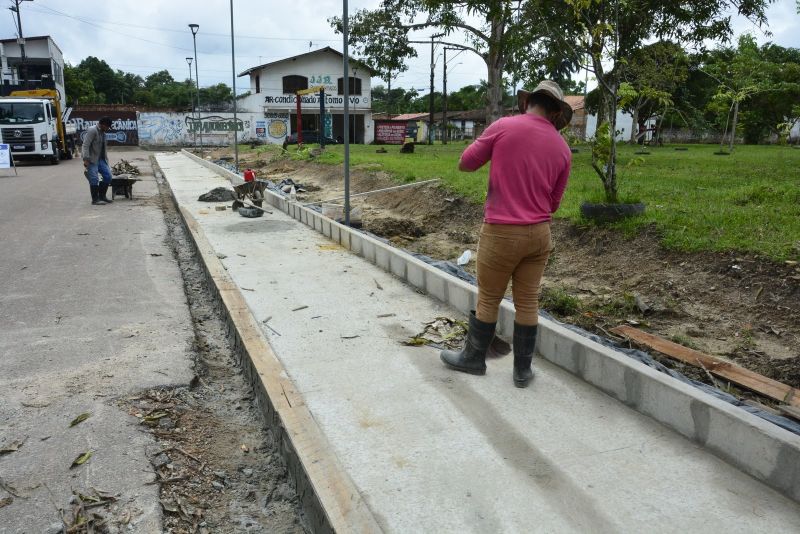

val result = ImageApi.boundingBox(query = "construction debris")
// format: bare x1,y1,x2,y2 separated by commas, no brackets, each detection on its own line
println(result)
404,317,467,349
611,325,800,408
111,159,140,176
198,187,236,202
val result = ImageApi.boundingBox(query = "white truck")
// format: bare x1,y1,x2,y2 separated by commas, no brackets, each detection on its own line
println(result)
0,89,78,164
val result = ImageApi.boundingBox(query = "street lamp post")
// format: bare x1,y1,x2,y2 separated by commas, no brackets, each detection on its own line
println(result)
189,24,202,151
229,0,238,172
342,0,350,226
186,57,196,147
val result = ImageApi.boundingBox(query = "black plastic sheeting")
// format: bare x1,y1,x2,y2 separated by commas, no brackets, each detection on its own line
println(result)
223,163,800,436
539,311,800,436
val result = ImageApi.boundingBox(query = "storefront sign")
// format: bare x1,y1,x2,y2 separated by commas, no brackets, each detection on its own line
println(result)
255,120,267,138
263,94,368,107
374,120,408,145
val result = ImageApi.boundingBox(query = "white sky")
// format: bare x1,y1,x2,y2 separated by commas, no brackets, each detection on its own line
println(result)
5,0,799,96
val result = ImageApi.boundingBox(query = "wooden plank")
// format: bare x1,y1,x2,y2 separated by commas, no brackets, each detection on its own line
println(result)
611,325,800,408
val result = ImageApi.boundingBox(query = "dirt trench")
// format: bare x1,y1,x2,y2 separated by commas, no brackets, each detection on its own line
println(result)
221,148,799,397
125,159,308,533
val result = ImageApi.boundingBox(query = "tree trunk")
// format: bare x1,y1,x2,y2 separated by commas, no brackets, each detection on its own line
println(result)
729,99,739,152
484,14,506,125
630,104,640,144
605,88,618,203
590,55,619,204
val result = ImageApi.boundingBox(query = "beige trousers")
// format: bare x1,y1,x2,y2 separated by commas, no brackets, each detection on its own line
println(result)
476,222,553,326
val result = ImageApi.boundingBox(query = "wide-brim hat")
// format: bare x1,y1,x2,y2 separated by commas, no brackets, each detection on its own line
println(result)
517,80,573,130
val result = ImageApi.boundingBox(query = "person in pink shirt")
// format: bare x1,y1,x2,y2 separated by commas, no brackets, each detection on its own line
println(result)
441,80,573,387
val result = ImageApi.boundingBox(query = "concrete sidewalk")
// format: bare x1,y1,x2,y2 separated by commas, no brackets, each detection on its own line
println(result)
157,152,800,533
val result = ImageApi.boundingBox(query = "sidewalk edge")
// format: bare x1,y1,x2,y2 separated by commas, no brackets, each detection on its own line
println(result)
165,169,383,532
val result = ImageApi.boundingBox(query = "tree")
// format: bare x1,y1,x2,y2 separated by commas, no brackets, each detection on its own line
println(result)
332,1,553,125
77,56,121,103
330,7,417,110
64,63,99,105
371,85,420,114
620,41,688,143
699,35,799,150
527,0,772,203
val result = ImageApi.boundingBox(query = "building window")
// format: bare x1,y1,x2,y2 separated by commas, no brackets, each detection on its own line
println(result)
337,77,361,96
255,75,260,94
282,75,308,94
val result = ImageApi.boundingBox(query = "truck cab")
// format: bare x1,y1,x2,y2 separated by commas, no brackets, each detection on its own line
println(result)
0,94,76,164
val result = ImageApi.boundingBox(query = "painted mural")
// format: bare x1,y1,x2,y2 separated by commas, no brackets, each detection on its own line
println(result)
69,110,139,146
137,112,268,146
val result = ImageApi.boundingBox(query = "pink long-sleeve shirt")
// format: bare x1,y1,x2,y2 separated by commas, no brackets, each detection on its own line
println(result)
460,113,572,225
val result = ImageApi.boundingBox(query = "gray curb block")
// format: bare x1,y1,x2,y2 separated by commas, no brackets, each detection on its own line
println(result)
180,149,800,504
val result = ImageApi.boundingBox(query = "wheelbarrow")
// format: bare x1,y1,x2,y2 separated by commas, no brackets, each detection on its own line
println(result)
111,173,140,200
232,180,268,209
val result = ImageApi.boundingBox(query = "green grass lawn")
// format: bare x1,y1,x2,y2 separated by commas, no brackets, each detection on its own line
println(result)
248,142,800,261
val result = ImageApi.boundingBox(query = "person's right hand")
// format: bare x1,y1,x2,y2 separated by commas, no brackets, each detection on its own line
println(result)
83,160,89,168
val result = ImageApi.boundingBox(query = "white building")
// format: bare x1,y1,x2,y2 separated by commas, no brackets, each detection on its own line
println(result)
585,109,635,141
0,35,66,109
238,47,374,145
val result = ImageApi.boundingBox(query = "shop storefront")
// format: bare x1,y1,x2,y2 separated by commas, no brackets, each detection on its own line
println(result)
238,47,373,144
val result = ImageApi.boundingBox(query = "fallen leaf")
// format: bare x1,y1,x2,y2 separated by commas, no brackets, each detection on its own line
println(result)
141,412,169,424
149,253,163,257
240,444,250,453
374,279,384,290
0,439,25,455
21,401,50,408
0,477,24,498
70,412,91,427
0,496,12,508
70,451,94,469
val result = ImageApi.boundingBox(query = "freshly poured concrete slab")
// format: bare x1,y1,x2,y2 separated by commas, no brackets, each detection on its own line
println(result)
157,152,800,533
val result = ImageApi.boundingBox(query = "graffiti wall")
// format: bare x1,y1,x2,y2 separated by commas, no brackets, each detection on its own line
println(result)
137,112,268,146
69,110,139,146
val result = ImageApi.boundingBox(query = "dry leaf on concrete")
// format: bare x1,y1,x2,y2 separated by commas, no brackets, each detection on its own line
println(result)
70,451,94,469
69,413,91,427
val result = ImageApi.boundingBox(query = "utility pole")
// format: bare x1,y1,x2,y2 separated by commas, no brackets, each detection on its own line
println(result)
11,0,32,87
428,33,443,145
442,47,447,145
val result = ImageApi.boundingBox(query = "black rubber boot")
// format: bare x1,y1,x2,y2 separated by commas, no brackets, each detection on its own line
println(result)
98,183,113,203
513,323,538,388
90,185,106,205
440,312,496,375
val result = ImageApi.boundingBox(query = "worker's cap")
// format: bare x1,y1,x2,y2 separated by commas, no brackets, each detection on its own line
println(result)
517,80,573,130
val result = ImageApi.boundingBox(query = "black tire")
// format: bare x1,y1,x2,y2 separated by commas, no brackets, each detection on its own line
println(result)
50,142,60,164
580,202,645,223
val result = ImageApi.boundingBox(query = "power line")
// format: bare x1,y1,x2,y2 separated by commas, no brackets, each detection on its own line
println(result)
27,4,339,44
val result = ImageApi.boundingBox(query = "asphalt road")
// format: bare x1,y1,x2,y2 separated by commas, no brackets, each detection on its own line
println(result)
0,150,194,532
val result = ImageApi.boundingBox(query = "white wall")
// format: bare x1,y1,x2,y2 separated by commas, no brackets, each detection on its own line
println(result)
585,110,634,141
138,111,262,146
